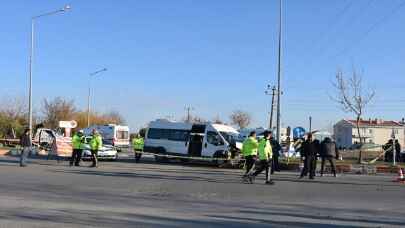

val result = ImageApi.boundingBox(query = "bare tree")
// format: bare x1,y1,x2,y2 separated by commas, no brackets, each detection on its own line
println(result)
230,110,251,129
332,69,375,163
74,111,125,129
102,111,125,125
42,97,76,129
0,97,29,138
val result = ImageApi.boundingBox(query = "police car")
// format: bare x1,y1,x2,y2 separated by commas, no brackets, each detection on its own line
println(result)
81,137,118,161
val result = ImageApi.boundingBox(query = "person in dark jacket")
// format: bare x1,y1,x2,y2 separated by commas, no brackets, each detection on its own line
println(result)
19,128,32,167
312,139,321,177
395,140,401,162
384,139,394,162
300,133,319,179
320,137,339,177
270,135,281,174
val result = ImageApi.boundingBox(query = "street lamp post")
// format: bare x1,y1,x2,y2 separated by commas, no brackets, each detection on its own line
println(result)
28,5,71,140
276,0,283,143
87,68,107,127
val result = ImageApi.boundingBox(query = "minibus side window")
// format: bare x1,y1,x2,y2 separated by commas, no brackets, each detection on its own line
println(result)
207,131,224,146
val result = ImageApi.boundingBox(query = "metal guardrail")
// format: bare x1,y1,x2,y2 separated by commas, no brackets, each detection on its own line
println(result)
0,139,20,146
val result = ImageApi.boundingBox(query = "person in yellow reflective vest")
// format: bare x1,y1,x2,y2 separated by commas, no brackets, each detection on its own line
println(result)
70,130,84,167
90,129,103,168
242,131,259,179
248,131,274,185
132,134,144,163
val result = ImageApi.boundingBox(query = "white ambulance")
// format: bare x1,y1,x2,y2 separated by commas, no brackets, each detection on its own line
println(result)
83,124,130,148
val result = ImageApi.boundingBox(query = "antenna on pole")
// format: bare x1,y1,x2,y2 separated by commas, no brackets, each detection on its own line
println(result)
265,85,277,129
185,106,194,123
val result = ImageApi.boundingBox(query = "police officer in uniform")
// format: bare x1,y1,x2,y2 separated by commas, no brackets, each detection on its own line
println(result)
132,134,144,163
241,131,259,180
90,129,103,168
248,131,274,185
70,130,84,166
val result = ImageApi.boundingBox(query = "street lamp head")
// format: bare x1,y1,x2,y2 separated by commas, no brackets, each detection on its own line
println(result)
62,5,71,11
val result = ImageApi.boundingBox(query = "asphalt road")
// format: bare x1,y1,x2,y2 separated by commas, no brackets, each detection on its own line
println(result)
0,155,404,228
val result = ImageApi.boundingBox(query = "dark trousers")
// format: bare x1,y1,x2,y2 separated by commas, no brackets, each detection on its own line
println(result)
271,155,280,174
300,157,308,177
252,159,272,182
135,150,142,163
244,155,255,175
91,150,98,167
300,156,316,179
70,149,82,166
321,157,336,176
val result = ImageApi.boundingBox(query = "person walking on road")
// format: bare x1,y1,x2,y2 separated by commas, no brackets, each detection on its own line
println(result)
132,134,144,163
70,130,84,167
320,137,338,177
19,128,32,167
248,131,274,185
270,134,281,174
300,133,318,179
89,129,103,168
242,131,259,179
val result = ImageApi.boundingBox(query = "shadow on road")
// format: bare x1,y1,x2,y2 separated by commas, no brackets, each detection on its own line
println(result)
0,206,376,228
51,168,400,188
53,169,244,184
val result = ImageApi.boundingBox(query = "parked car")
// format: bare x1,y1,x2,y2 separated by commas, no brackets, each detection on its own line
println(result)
81,137,118,161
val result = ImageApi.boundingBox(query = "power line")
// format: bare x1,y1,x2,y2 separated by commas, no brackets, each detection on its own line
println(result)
313,0,356,54
333,0,405,58
316,0,376,58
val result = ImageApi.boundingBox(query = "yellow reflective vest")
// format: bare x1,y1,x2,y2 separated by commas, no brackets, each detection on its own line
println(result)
90,134,103,150
132,137,144,151
242,136,259,156
72,133,83,150
258,138,273,160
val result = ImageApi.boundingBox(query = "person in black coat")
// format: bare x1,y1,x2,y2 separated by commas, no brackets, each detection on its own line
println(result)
395,140,401,162
19,128,32,167
270,136,281,174
384,139,394,162
320,137,339,177
300,133,319,179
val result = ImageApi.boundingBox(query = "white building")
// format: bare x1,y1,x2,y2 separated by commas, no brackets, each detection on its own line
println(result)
334,119,405,149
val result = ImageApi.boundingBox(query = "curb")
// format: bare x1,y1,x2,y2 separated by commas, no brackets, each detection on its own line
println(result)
278,162,403,175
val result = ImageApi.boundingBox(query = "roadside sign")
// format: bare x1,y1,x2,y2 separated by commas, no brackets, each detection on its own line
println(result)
293,127,306,139
59,120,77,129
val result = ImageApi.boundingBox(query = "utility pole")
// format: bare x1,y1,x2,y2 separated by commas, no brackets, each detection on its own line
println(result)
87,68,107,127
276,0,283,143
392,129,396,166
185,106,194,123
265,85,276,129
309,116,312,133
